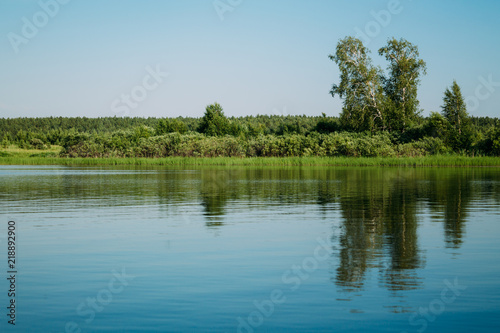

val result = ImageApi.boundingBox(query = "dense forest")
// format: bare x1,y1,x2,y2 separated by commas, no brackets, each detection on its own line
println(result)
0,110,498,158
0,36,499,158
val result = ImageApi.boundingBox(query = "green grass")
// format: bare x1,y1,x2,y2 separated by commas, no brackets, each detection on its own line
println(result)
1,155,500,167
0,145,61,157
1,145,499,166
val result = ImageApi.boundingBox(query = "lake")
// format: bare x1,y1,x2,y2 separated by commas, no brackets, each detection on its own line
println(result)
1,165,499,332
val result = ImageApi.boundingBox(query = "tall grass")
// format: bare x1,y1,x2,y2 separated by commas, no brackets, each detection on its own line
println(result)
1,156,500,167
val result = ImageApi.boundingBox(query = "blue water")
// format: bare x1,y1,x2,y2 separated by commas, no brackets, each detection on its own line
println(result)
0,166,499,332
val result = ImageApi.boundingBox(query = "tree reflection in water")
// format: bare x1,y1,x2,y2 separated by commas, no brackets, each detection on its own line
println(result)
0,166,480,308
195,167,476,299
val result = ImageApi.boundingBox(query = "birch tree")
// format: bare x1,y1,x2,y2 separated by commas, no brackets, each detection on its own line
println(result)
330,37,385,132
379,38,427,132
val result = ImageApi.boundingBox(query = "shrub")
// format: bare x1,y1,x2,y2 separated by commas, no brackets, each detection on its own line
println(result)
61,132,91,150
315,114,339,133
476,127,500,156
1,136,9,148
156,118,187,135
30,138,47,150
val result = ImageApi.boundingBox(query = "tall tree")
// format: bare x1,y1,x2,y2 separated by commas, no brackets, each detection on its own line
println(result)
441,81,473,150
441,81,468,134
329,37,385,132
379,38,427,132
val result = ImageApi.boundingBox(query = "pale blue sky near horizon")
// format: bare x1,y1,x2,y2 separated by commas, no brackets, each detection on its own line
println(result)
0,0,499,119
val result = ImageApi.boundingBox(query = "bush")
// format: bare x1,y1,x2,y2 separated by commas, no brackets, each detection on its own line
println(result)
424,112,448,139
476,127,500,156
1,136,9,148
156,118,187,135
315,114,339,133
30,138,47,150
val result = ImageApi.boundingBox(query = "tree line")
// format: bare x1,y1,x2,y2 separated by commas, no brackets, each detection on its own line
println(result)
0,110,498,157
0,36,499,157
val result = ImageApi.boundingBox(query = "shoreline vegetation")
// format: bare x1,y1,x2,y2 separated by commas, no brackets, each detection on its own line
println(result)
0,110,499,168
1,110,499,167
1,38,499,167
1,147,500,167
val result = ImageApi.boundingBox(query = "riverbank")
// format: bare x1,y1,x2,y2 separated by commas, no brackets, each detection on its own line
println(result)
1,155,500,167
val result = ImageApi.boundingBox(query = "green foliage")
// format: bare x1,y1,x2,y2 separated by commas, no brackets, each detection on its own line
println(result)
2,115,499,158
30,138,47,150
198,103,231,136
330,36,427,134
2,154,500,167
315,113,339,133
61,132,90,149
228,120,244,137
441,81,473,151
441,81,469,132
156,118,187,135
424,112,449,139
494,136,500,156
132,125,154,143
379,38,427,132
329,37,385,132
1,135,9,148
1,36,498,158
56,130,456,159
1,106,499,158
476,126,500,156
397,137,451,156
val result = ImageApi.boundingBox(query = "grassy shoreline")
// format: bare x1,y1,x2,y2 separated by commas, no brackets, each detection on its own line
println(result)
1,146,500,167
1,155,500,167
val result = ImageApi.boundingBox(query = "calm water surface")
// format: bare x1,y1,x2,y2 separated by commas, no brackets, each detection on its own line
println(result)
1,165,499,332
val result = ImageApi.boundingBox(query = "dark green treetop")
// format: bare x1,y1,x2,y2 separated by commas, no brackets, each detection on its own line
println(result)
441,80,474,150
198,102,231,136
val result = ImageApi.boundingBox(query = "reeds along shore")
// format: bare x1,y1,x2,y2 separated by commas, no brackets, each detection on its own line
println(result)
1,155,500,167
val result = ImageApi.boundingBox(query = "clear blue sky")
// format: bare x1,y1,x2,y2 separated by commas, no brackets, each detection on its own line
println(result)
0,0,499,118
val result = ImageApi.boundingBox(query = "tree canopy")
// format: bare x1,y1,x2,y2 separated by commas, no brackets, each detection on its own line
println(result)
198,103,231,136
442,80,468,134
329,37,385,132
330,36,426,133
441,81,473,150
379,38,427,132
